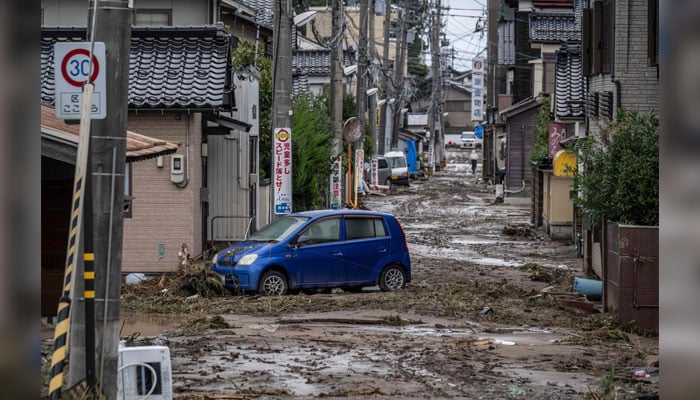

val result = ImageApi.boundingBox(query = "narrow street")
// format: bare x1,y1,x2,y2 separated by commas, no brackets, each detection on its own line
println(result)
44,149,658,399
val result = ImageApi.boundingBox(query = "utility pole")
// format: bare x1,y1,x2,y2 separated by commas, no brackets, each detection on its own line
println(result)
272,0,293,218
485,0,500,181
356,0,369,150
428,0,441,173
368,0,377,157
390,3,408,151
88,0,132,397
378,0,392,155
331,0,344,156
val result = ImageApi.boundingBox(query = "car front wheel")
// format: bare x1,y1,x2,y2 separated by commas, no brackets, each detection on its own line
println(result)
378,265,406,291
258,270,288,296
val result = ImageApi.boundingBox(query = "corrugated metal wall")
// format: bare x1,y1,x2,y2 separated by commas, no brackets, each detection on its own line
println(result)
207,72,260,241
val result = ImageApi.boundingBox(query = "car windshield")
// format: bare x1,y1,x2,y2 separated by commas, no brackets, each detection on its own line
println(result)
387,156,406,168
247,216,310,241
461,133,475,140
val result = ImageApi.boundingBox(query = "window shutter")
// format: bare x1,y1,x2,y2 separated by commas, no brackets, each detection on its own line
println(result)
582,8,592,76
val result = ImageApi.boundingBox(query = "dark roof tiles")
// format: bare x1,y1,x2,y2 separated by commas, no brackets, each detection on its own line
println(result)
555,44,586,119
529,12,580,43
41,25,231,110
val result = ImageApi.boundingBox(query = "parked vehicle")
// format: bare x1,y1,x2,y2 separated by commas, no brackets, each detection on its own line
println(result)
445,133,461,148
211,209,412,296
460,131,476,149
382,151,409,187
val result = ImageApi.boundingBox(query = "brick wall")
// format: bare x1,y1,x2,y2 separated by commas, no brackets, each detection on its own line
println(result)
588,0,659,127
123,112,203,273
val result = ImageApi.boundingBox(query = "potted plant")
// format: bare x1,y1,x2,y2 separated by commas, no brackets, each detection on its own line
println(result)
574,110,658,331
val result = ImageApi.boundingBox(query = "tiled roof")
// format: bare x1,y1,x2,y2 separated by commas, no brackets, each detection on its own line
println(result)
41,105,179,162
529,12,579,42
555,44,585,119
41,25,231,110
238,0,274,28
292,74,310,97
294,51,332,75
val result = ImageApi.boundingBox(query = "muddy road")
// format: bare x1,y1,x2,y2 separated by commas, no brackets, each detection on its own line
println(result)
43,150,659,399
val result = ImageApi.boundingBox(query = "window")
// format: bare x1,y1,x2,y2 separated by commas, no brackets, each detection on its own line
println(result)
303,218,341,244
648,0,659,66
582,1,613,76
445,101,467,112
134,9,172,26
124,163,132,218
345,217,387,240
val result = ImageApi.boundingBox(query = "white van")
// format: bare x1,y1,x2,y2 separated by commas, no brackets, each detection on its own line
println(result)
382,151,409,186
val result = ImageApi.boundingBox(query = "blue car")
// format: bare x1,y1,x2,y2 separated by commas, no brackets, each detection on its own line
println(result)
211,209,412,296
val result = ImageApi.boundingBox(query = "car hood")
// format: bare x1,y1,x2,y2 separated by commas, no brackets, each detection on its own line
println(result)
217,241,275,263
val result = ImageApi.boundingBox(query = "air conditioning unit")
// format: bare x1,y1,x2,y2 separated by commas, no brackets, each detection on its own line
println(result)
118,342,173,399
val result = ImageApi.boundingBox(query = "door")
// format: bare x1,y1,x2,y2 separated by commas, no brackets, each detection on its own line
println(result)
341,216,391,284
288,217,343,287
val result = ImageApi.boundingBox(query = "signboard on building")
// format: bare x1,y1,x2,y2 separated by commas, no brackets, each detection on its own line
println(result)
330,156,342,209
471,57,485,122
54,42,107,119
548,123,566,158
273,128,292,214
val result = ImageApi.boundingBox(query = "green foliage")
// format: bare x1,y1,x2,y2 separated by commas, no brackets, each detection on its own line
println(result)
342,92,357,121
232,40,273,179
573,110,659,226
292,94,334,211
528,95,552,164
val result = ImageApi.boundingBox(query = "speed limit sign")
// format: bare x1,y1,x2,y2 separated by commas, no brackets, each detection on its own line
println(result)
54,42,107,119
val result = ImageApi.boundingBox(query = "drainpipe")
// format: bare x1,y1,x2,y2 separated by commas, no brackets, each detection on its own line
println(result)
175,112,191,188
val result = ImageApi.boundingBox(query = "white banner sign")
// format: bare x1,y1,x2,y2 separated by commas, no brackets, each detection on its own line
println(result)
273,128,292,214
472,57,485,122
330,156,342,209
355,149,364,193
370,158,378,187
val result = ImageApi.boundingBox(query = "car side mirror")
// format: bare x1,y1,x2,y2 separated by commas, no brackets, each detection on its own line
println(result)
294,235,311,248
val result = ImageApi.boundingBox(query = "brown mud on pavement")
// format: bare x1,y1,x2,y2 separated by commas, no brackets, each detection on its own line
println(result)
41,150,658,399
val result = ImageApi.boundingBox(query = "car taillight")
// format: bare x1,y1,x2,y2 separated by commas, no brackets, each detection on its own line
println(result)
393,217,409,252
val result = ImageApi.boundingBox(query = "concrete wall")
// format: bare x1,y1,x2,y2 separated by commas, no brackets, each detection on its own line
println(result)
123,112,203,273
543,172,574,240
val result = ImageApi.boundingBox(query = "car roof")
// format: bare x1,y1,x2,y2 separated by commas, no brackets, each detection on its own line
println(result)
290,209,390,219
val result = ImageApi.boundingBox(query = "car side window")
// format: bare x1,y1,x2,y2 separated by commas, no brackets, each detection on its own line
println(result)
302,218,341,244
378,159,389,169
345,217,387,240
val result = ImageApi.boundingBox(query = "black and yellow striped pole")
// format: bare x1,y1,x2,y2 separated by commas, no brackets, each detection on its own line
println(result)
49,83,94,400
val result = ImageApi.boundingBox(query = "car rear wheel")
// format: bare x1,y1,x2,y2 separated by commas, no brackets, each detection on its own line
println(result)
378,265,406,291
258,270,288,296
384,177,392,190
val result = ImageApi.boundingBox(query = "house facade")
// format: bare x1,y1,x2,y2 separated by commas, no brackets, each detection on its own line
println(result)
41,0,267,275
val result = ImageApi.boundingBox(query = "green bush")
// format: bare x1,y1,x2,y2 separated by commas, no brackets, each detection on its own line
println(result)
292,93,334,211
573,110,658,226
528,95,551,165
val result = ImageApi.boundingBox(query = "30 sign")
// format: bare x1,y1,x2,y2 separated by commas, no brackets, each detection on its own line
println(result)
54,42,107,119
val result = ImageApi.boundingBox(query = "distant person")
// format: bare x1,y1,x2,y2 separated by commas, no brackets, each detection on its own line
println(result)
470,150,479,174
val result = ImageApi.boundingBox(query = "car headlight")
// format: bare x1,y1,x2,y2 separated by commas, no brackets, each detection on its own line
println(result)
238,254,258,266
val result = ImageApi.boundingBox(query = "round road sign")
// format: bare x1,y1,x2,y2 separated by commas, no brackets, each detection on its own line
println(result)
61,48,100,87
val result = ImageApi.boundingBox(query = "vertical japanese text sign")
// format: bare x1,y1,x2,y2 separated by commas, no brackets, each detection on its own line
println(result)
54,42,107,119
329,156,342,209
273,128,293,214
471,57,485,122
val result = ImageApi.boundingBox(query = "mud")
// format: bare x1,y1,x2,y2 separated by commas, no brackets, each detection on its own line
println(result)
42,150,659,399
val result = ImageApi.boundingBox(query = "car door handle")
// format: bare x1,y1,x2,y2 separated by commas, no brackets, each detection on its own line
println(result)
378,247,387,253
332,251,344,257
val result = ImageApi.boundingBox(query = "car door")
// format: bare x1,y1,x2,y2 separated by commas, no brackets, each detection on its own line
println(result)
287,217,344,287
341,215,392,284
